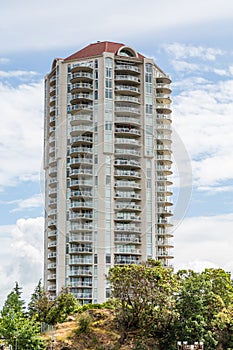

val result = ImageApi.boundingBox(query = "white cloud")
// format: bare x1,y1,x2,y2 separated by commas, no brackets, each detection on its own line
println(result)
0,81,43,190
173,79,233,189
9,193,44,212
0,70,38,79
0,0,233,53
174,213,233,276
171,60,200,72
0,217,44,307
165,42,224,61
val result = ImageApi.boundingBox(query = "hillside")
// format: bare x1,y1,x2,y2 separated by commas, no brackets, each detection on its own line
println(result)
44,308,151,350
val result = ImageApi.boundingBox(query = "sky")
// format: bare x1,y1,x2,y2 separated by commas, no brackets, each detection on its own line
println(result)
0,0,233,305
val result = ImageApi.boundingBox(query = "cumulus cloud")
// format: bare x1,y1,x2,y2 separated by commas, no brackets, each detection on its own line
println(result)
0,217,44,307
0,70,39,79
8,193,43,212
1,0,233,53
174,213,233,275
0,81,43,190
173,79,233,190
165,42,224,61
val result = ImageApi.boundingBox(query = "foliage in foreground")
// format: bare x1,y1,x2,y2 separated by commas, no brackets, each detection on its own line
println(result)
0,264,233,349
108,262,233,350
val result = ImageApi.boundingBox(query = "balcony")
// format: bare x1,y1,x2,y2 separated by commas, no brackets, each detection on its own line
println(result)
115,127,141,136
115,245,141,254
49,86,56,95
48,262,56,269
156,76,171,85
69,233,92,242
115,106,140,115
69,281,92,288
115,116,141,127
70,169,92,178
70,189,92,198
71,82,93,93
157,238,174,248
70,179,93,189
115,202,141,211
71,136,93,144
48,230,56,238
71,104,93,114
156,83,172,94
71,93,93,104
115,213,141,222
69,268,92,276
70,212,93,220
115,234,141,243
70,201,93,209
115,137,140,146
72,292,92,299
115,148,141,157
157,207,172,216
115,191,141,200
47,274,56,280
70,246,92,254
70,157,93,166
115,75,140,84
48,198,57,207
71,114,93,124
69,257,92,265
49,166,57,176
49,96,56,106
114,180,141,189
71,125,93,135
71,61,93,73
114,159,141,168
70,72,93,83
156,113,172,122
70,147,92,155
115,64,140,74
115,256,140,265
156,104,172,114
156,165,173,175
48,241,56,248
70,223,93,231
157,154,172,163
115,96,140,103
50,75,56,85
115,85,140,95
115,169,141,179
47,208,57,217
48,285,56,291
49,135,55,144
48,252,56,259
115,224,141,233
48,220,56,228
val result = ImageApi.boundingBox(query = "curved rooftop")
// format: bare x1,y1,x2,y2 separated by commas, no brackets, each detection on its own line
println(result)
64,41,144,61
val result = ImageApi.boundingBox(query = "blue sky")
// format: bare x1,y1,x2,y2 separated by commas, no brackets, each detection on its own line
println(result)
0,0,233,304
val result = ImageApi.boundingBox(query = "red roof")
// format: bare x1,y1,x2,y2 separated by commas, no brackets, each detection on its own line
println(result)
64,41,144,61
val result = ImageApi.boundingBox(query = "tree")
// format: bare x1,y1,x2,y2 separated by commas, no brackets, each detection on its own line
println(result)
28,280,52,323
174,269,233,350
45,287,80,325
108,262,179,349
0,283,45,349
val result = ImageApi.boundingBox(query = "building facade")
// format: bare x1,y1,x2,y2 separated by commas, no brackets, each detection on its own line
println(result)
44,41,173,304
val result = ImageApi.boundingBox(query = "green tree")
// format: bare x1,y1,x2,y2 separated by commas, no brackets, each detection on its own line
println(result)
45,287,80,325
0,283,45,349
174,269,233,350
28,280,52,323
108,262,179,349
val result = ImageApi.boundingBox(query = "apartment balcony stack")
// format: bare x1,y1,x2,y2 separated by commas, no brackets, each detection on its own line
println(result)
44,41,173,303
